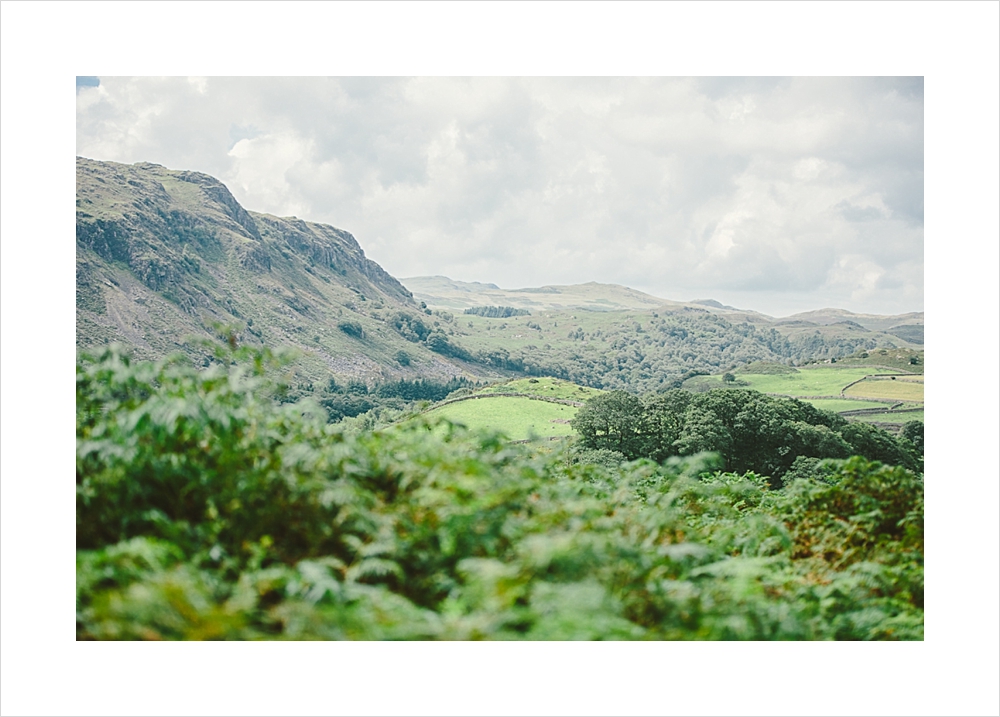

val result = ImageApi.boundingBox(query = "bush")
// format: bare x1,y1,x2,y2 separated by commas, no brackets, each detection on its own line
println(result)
337,320,364,339
76,345,923,640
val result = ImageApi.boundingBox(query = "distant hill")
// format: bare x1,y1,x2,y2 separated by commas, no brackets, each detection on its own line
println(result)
76,158,495,384
779,308,924,333
400,275,684,313
402,275,775,323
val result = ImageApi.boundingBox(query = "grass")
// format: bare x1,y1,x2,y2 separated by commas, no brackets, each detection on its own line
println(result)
852,410,924,425
831,348,924,374
805,398,895,413
476,376,604,402
844,378,924,402
691,366,898,397
419,396,580,441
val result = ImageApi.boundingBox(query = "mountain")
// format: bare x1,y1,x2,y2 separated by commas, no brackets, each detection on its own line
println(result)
400,275,682,313
401,275,775,323
778,308,924,333
76,158,494,383
77,158,923,394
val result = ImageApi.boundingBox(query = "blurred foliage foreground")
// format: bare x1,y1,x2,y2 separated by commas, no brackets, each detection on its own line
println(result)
77,345,923,640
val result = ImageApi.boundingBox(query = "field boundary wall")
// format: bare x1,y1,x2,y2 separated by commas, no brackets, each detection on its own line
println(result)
428,392,585,411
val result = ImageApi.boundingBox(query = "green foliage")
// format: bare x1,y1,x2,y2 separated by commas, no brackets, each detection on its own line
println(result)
569,391,647,459
390,312,431,343
735,361,799,375
901,420,924,455
282,375,484,424
464,306,530,318
77,346,923,640
425,330,470,359
337,320,364,339
574,387,921,483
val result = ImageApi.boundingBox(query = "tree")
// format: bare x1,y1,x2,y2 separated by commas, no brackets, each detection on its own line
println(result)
722,372,736,384
641,390,692,462
338,320,364,339
839,422,920,472
571,390,646,459
901,420,924,455
673,406,733,462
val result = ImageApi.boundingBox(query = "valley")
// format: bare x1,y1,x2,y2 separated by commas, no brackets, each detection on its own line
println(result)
74,157,927,643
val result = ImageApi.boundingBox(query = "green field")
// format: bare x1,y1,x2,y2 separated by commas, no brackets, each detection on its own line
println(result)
689,365,925,421
476,376,604,402
419,396,579,440
805,398,894,413
852,410,924,425
844,377,924,402
692,366,897,397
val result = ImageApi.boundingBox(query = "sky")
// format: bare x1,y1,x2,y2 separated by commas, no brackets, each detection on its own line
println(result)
76,76,923,317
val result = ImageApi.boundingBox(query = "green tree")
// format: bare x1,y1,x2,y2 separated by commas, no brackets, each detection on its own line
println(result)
570,390,646,459
673,406,733,461
839,422,920,472
640,390,692,462
901,420,924,455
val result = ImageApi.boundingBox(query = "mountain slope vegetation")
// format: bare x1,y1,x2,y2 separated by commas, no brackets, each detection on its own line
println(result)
76,157,494,385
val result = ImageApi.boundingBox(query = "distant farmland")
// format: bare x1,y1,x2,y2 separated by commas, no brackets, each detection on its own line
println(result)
688,362,924,428
844,376,924,402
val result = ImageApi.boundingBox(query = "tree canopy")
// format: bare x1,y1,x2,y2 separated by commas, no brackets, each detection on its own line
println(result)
572,387,921,483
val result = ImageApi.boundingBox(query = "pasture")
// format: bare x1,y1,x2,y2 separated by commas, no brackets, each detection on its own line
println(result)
844,377,924,402
806,398,894,413
695,366,898,397
693,365,925,424
852,410,924,426
419,395,579,441
477,376,604,402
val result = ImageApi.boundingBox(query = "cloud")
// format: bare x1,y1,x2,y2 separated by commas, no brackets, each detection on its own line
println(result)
76,76,923,316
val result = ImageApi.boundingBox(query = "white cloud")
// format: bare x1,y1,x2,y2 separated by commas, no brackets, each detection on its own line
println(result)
226,133,315,218
76,76,923,315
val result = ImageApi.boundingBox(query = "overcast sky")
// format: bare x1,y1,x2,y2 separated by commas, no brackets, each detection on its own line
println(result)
77,76,923,317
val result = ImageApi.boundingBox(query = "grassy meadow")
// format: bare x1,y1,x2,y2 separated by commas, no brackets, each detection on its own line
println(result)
806,398,896,413
689,366,897,396
419,395,580,440
475,376,604,402
844,377,924,402
853,410,925,425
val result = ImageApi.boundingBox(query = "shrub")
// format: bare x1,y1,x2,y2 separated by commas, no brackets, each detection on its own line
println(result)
337,320,364,339
76,345,923,640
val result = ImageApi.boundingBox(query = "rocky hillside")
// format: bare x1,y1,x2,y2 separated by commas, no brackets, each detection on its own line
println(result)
76,158,494,384
77,158,922,393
